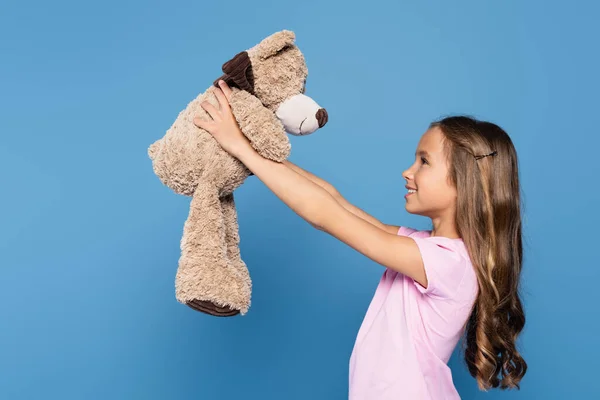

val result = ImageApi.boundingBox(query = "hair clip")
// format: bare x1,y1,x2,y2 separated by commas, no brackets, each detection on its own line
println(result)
474,150,497,160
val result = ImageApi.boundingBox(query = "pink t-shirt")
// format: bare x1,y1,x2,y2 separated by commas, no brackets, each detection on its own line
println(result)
349,226,479,399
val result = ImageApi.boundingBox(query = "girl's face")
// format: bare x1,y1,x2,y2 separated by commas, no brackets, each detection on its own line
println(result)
402,127,457,219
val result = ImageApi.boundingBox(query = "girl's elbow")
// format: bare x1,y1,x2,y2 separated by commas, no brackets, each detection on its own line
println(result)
310,222,324,231
307,192,338,231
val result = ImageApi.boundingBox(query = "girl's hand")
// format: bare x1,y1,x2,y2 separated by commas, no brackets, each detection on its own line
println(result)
193,80,254,159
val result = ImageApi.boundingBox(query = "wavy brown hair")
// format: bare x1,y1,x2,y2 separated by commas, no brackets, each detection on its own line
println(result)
430,115,527,390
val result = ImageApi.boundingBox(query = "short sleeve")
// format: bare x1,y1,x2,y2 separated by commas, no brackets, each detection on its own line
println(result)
409,236,469,300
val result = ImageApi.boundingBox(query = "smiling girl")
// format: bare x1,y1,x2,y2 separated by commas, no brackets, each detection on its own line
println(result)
194,80,527,399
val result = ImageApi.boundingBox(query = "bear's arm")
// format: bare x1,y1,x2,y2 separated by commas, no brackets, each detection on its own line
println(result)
227,88,291,163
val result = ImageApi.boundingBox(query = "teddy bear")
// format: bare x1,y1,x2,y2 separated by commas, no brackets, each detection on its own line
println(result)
148,30,328,317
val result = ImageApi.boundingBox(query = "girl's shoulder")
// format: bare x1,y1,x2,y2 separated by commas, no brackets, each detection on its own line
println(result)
399,226,468,258
398,226,431,238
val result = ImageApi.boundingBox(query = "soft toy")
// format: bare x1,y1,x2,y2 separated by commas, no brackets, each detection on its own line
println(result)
148,30,328,317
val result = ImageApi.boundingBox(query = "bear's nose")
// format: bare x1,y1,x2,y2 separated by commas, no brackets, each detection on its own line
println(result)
316,108,328,128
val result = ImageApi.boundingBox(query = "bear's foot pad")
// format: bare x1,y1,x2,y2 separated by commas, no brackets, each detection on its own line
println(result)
186,299,240,317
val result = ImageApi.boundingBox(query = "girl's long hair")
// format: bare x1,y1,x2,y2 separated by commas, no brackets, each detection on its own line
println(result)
430,115,527,390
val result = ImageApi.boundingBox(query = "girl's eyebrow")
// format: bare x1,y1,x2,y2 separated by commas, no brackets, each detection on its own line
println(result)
415,150,431,157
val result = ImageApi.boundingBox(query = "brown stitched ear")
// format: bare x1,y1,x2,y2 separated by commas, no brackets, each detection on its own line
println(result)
213,51,254,95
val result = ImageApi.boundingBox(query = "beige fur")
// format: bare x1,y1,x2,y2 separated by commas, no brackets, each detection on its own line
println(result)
148,30,327,316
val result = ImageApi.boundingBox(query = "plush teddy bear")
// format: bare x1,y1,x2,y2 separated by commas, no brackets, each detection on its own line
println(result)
148,30,328,317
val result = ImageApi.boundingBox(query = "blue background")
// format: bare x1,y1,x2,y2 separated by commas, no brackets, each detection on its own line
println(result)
1,0,598,399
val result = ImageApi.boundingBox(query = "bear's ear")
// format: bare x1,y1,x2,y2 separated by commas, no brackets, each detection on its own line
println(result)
213,51,255,95
256,30,296,60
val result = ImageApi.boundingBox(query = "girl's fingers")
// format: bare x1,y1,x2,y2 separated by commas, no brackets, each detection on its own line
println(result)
193,117,212,131
200,101,220,121
213,86,231,111
218,80,233,101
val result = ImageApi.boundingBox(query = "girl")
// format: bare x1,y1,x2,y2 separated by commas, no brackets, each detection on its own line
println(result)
194,80,527,399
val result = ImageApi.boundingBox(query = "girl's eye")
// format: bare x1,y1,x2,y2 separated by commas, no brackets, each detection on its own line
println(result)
421,157,429,165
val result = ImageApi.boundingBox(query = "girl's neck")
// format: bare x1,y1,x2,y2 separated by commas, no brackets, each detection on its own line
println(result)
429,218,460,239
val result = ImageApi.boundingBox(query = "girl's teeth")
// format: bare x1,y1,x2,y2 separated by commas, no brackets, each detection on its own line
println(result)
408,189,417,193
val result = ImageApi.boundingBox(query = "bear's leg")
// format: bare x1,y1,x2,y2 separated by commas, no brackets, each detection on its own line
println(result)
175,181,247,316
219,192,252,314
